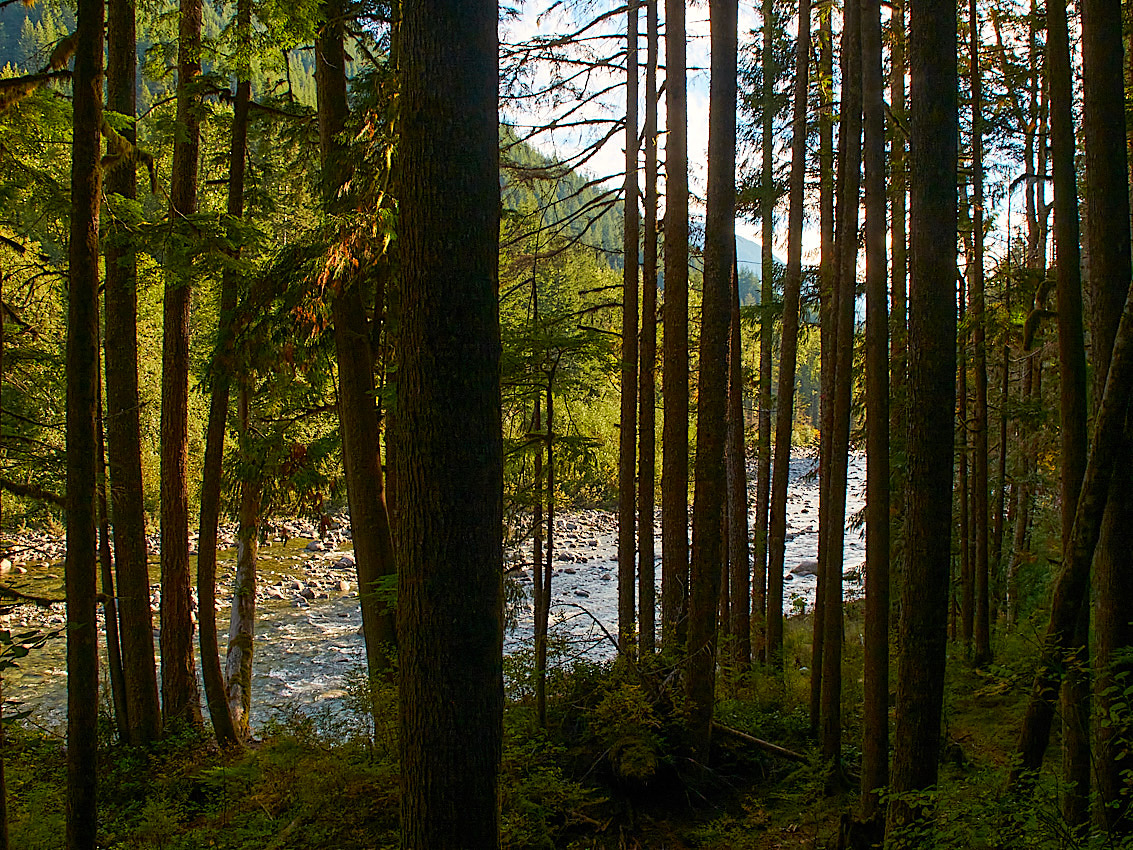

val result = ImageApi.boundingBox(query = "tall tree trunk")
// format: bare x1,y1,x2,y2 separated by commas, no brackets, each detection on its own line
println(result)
532,396,547,725
396,0,503,844
97,379,129,738
957,269,971,650
225,383,259,740
1043,0,1092,821
619,0,639,657
67,5,103,844
687,0,737,762
106,0,160,745
885,0,957,832
968,0,991,668
198,0,251,747
754,0,775,665
661,0,690,651
811,1,834,734
889,0,907,543
766,0,810,684
860,0,889,814
726,252,750,668
638,0,659,658
67,0,102,841
160,0,204,728
0,264,6,850
316,0,398,685
1083,0,1133,828
822,0,862,775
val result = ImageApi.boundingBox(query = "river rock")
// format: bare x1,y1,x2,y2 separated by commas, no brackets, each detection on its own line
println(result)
336,580,351,593
791,560,819,577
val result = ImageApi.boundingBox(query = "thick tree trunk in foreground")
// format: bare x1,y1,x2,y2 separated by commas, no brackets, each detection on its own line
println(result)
661,0,689,651
687,0,737,763
396,1,503,845
860,0,889,814
160,0,204,728
67,0,102,841
618,0,639,657
886,0,956,835
105,0,161,745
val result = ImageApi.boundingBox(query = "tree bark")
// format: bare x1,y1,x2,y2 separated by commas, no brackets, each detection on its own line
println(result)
822,0,862,774
67,0,102,839
687,0,737,762
638,0,659,658
765,0,809,684
726,252,750,668
618,0,639,658
661,0,689,651
198,0,251,747
105,0,161,745
97,379,129,738
396,1,503,844
1083,0,1133,827
811,1,834,735
754,0,775,665
160,0,204,728
316,0,398,686
860,0,889,814
1011,269,1133,786
885,0,957,833
225,383,259,741
968,0,991,668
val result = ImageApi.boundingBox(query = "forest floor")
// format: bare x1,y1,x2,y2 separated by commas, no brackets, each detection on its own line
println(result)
3,606,1054,850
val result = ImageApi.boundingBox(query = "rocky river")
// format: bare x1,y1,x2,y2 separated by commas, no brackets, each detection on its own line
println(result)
1,452,865,733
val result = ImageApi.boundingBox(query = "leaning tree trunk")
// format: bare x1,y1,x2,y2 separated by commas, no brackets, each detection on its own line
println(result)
885,0,957,835
1011,267,1133,786
860,0,889,815
160,0,205,728
1082,0,1133,829
105,0,161,745
67,0,103,840
618,0,639,658
687,0,737,763
395,0,503,845
660,0,690,651
198,0,251,746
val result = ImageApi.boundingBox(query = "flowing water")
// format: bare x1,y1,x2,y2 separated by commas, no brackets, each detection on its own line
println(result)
3,452,866,733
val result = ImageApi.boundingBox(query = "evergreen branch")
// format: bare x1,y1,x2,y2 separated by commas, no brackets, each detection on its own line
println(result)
0,477,65,508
